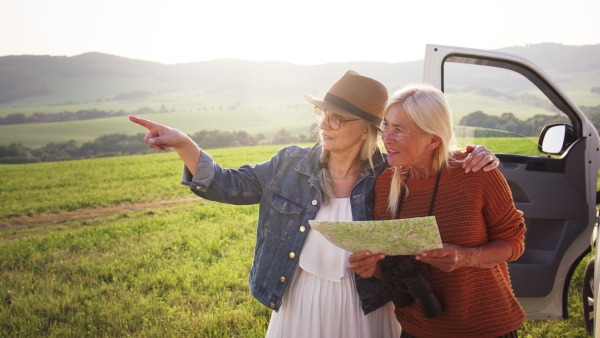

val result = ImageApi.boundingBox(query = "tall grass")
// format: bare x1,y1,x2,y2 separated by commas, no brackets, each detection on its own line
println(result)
1,201,270,337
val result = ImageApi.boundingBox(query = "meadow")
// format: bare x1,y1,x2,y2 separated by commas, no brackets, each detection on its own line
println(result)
0,144,593,337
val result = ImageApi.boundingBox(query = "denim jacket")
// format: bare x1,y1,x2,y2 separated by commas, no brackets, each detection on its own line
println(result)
181,144,391,314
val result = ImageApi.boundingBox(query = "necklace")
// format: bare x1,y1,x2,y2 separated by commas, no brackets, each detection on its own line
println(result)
329,166,362,179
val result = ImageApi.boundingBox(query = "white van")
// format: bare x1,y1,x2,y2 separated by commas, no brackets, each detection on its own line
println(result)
422,44,600,336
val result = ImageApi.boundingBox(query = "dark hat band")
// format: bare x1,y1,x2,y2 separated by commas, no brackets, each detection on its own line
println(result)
324,92,382,126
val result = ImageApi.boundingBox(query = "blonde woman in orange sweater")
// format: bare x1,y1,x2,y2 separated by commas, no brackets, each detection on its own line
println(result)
349,84,526,338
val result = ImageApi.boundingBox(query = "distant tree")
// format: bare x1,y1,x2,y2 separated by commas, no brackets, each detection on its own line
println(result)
272,129,298,145
232,130,257,146
459,111,500,129
4,113,27,124
496,113,525,134
0,143,38,164
0,143,29,157
189,129,260,149
0,127,312,163
77,133,148,157
31,141,77,162
298,135,309,143
0,107,159,126
459,111,570,137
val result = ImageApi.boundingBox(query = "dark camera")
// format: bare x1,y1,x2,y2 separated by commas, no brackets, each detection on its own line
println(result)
381,255,443,318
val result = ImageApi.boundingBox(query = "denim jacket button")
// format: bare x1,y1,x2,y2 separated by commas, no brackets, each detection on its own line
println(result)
270,303,276,308
280,276,286,283
311,199,318,206
289,252,296,258
299,226,306,232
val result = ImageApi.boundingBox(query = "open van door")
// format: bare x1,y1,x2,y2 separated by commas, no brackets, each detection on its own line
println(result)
421,44,600,332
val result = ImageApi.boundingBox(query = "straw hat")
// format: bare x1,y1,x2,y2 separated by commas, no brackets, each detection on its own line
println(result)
304,70,388,130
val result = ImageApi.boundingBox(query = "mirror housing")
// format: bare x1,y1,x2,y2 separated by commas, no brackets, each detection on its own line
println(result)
538,124,575,155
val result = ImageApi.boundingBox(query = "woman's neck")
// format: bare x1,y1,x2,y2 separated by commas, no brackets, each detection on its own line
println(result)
406,166,436,180
327,151,362,178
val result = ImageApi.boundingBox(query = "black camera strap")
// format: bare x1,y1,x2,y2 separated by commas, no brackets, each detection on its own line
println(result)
387,170,445,318
395,170,442,283
394,170,442,219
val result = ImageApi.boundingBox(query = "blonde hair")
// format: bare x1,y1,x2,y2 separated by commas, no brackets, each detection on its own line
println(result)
317,120,379,206
386,84,459,216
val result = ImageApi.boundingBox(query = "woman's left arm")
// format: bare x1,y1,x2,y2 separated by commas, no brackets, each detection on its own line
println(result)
418,169,525,272
415,240,512,272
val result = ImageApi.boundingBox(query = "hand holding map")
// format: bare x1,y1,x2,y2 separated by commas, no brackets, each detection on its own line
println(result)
308,216,443,256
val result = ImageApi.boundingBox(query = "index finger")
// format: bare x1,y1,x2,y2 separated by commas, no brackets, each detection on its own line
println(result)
129,115,159,130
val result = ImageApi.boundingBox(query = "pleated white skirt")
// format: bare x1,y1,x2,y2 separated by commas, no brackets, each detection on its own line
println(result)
265,266,400,338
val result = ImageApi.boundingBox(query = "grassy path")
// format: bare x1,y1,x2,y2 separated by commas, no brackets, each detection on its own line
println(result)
1,196,198,241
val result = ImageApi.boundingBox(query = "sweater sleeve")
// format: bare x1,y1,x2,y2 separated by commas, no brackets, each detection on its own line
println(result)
481,169,526,262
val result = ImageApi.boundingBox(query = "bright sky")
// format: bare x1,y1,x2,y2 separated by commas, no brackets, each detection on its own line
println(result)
1,0,599,65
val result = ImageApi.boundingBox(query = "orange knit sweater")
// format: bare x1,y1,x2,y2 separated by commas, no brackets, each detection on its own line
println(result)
375,165,526,338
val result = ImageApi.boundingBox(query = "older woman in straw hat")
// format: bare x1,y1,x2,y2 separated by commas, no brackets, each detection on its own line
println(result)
350,83,525,338
129,71,498,337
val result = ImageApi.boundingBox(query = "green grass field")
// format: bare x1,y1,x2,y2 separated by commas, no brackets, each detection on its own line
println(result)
0,145,286,219
0,144,594,337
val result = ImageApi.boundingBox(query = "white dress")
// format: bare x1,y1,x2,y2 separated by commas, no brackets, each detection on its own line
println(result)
265,198,401,338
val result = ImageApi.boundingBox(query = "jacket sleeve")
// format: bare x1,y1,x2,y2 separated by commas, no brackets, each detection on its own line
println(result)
181,146,293,205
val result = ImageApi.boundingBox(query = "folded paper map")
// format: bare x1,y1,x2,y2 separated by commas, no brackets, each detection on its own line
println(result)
308,216,443,256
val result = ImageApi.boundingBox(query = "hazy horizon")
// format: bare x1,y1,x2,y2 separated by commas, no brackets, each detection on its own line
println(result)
1,0,599,66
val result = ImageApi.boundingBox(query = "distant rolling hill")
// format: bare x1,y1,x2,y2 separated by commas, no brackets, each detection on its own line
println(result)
0,43,599,148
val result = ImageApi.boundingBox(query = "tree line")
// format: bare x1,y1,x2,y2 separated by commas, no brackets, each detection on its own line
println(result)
458,112,568,136
457,105,600,137
0,128,316,164
3,105,600,164
0,107,167,125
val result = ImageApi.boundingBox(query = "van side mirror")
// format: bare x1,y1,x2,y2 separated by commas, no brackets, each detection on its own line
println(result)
538,124,575,155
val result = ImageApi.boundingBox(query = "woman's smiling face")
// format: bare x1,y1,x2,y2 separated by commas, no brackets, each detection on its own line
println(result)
381,104,435,170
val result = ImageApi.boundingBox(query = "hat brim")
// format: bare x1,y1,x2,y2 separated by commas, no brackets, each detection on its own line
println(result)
303,93,382,131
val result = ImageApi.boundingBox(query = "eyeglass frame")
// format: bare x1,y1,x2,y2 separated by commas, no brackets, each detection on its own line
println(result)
314,107,361,130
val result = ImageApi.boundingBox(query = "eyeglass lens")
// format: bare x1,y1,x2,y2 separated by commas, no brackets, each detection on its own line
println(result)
314,107,344,130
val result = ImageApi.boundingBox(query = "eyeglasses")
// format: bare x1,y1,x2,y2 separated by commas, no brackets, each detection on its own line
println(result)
314,107,361,130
